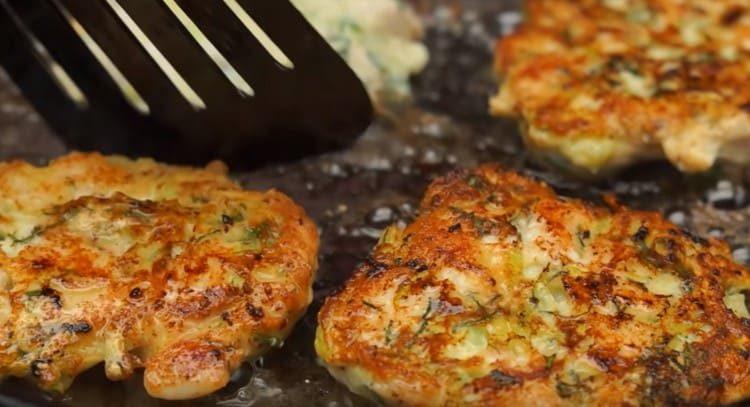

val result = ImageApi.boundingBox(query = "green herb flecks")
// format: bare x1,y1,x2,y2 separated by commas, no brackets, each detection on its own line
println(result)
546,354,557,370
192,229,221,244
556,381,581,398
453,295,501,332
12,206,83,245
466,174,489,191
241,220,279,253
449,207,498,236
452,310,499,333
407,299,435,347
384,321,397,345
221,211,245,227
10,226,44,245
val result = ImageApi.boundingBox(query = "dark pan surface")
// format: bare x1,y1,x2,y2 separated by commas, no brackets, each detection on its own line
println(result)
0,1,748,406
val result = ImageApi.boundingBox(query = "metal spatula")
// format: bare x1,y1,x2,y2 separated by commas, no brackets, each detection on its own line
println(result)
0,0,373,169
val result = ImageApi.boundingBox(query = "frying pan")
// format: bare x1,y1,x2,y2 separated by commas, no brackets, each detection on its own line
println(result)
0,0,748,405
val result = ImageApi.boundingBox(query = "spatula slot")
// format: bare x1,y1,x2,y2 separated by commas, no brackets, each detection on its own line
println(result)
49,0,149,115
58,0,200,117
0,0,88,109
161,0,254,98
221,0,294,70
173,0,302,103
0,0,373,169
103,0,205,110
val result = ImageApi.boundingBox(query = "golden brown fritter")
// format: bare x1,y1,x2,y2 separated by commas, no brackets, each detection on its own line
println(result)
0,153,318,400
316,165,750,406
491,0,750,175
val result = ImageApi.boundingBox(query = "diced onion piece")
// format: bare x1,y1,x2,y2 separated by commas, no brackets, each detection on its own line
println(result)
724,292,750,319
444,327,488,360
645,273,683,297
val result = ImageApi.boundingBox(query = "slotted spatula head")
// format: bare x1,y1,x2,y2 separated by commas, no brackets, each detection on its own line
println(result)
0,0,373,169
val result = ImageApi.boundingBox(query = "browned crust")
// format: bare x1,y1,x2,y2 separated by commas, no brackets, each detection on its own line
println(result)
0,153,319,399
492,0,750,173
317,165,750,406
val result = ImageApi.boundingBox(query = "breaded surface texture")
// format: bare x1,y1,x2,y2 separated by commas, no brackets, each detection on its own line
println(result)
491,0,750,175
0,153,318,400
316,166,750,406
